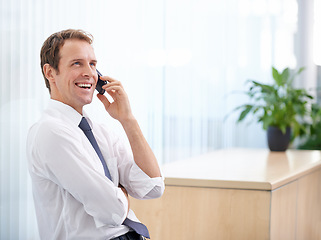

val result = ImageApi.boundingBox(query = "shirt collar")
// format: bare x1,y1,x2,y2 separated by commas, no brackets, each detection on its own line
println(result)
47,99,93,127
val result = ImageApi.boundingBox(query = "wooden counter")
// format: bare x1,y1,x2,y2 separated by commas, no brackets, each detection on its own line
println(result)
130,148,321,240
163,148,321,190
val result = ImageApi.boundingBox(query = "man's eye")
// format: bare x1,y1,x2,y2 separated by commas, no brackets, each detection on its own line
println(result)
73,62,80,65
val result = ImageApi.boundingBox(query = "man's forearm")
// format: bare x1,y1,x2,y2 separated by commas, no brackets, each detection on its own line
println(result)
121,118,161,178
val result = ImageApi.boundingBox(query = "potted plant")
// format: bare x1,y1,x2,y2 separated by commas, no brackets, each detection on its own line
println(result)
234,66,313,151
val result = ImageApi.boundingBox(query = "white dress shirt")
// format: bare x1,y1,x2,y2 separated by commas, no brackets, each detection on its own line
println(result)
27,100,165,240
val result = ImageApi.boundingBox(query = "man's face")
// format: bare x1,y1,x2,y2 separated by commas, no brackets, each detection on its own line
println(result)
50,39,98,114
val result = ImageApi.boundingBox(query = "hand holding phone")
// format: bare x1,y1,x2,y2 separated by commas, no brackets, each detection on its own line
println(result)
96,69,108,95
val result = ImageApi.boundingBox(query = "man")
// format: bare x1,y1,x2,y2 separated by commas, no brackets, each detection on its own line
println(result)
27,29,164,240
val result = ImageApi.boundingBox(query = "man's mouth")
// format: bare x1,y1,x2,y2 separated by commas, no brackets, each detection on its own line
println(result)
76,83,92,89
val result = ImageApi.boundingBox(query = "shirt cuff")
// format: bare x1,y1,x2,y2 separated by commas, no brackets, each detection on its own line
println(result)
128,163,165,199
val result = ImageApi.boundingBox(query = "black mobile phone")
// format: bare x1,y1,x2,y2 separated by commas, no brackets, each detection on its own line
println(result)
96,69,108,94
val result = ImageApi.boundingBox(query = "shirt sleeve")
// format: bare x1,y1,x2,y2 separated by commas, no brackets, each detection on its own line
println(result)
30,121,129,227
104,127,165,200
121,162,165,199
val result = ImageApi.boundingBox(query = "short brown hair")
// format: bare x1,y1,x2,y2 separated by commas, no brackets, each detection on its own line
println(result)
40,29,93,93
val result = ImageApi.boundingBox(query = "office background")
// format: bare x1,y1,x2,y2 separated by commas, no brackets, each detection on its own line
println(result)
0,0,320,239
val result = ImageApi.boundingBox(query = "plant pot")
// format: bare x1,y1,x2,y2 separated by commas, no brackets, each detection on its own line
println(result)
267,126,291,151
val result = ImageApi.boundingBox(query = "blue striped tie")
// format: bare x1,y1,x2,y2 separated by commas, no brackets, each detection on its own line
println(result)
78,117,150,239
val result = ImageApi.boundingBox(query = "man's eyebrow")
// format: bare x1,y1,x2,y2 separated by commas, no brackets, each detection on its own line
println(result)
70,58,97,63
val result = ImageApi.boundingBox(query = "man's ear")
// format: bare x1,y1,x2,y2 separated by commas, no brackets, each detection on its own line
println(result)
43,64,56,83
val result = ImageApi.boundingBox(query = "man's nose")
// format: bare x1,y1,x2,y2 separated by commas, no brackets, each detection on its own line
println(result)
82,64,96,78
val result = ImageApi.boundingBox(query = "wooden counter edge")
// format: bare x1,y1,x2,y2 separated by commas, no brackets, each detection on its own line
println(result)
270,163,321,190
165,163,321,191
164,177,272,190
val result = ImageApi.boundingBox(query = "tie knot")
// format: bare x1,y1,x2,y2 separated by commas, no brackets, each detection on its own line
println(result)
78,117,91,132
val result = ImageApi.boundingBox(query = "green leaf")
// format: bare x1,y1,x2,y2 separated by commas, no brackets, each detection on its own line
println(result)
251,81,275,93
296,66,305,75
272,67,282,86
281,68,290,85
279,125,287,134
238,105,253,122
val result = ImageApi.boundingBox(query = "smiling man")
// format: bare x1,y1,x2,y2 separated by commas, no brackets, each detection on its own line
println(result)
27,29,164,240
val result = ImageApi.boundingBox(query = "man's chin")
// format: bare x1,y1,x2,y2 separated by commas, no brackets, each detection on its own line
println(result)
83,98,94,106
75,96,94,110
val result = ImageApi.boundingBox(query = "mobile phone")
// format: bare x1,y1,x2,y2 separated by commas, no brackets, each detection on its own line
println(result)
96,69,108,94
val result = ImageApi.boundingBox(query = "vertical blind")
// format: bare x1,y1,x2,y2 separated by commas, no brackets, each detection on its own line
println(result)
0,0,316,239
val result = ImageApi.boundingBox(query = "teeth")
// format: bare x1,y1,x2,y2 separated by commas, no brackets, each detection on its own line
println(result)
77,83,91,88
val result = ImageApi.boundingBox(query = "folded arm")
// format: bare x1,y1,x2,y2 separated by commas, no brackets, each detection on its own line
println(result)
31,124,130,227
